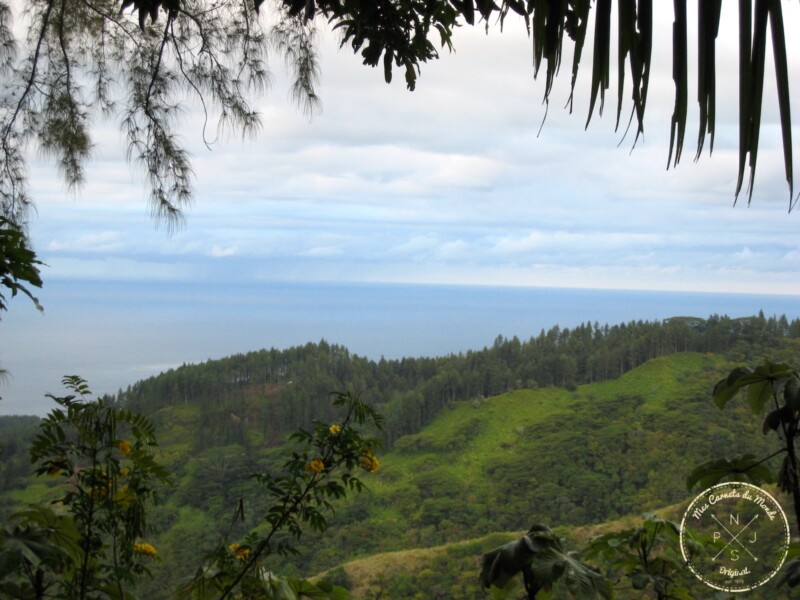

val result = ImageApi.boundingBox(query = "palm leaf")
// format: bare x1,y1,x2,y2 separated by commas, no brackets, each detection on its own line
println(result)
696,0,721,159
667,0,688,168
566,0,591,114
767,0,794,207
586,0,611,127
736,0,753,198
741,0,769,204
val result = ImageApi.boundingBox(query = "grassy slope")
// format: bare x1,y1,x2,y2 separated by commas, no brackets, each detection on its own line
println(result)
307,351,797,598
357,352,737,529
321,496,796,599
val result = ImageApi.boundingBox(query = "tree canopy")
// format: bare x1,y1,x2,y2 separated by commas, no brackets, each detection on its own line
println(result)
0,0,796,241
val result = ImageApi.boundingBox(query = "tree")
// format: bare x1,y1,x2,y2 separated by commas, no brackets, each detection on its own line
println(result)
178,390,383,599
0,380,382,599
0,216,42,314
0,0,795,245
0,375,170,599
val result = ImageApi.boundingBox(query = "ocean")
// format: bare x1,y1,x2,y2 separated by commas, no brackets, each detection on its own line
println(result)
1,279,799,416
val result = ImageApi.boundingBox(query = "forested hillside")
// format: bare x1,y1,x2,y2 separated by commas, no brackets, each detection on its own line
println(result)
2,313,800,599
110,312,800,449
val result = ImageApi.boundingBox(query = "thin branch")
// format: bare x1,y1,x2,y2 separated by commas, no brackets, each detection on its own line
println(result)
170,33,214,149
1,0,57,144
144,13,173,117
218,403,360,599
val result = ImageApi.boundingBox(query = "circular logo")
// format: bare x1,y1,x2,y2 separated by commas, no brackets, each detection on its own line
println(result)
680,482,790,592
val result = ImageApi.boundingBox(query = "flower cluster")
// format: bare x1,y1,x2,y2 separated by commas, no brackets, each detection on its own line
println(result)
118,439,132,456
360,449,379,473
132,542,158,558
229,543,251,560
306,458,325,474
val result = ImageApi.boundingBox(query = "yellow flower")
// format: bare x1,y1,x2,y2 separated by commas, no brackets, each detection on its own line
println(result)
229,543,250,560
47,456,67,476
132,542,157,558
329,424,342,435
360,454,380,473
121,467,131,477
118,440,132,456
306,458,325,474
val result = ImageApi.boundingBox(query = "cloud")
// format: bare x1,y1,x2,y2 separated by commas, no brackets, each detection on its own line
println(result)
19,3,800,298
48,231,124,252
209,245,239,257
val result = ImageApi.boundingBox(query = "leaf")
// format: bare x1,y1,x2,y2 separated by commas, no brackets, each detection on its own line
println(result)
667,0,688,168
530,547,610,600
768,0,794,204
382,50,393,84
695,0,721,158
686,454,774,491
585,0,611,127
740,0,768,203
712,366,752,408
713,362,796,413
787,378,800,411
0,217,45,312
735,0,752,198
746,378,772,414
566,0,591,114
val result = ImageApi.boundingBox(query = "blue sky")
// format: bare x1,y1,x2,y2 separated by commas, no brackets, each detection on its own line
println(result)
2,4,800,414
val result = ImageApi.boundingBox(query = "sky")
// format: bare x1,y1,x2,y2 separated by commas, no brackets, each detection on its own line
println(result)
2,3,800,415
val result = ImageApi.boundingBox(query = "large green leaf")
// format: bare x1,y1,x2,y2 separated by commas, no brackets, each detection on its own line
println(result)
530,547,611,600
713,361,796,413
686,454,774,491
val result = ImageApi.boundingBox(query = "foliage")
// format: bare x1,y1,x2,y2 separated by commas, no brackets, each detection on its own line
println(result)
0,216,43,314
690,361,800,528
0,0,317,231
688,360,800,593
0,382,384,599
0,375,170,599
480,524,611,599
0,415,40,487
586,514,695,600
177,390,382,599
0,2,794,234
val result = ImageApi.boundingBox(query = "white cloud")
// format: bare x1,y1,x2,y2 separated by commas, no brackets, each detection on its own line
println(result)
15,4,800,296
209,245,239,257
47,231,124,252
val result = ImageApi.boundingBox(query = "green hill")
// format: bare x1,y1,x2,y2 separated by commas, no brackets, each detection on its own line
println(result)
2,314,800,598
137,352,783,596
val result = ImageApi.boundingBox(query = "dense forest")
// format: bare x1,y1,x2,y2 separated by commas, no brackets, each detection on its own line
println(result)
109,312,800,449
3,313,800,598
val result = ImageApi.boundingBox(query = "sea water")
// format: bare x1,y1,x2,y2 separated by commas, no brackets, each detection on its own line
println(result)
1,279,799,415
